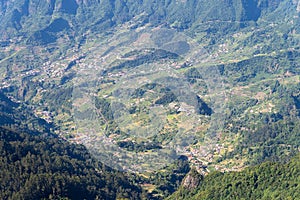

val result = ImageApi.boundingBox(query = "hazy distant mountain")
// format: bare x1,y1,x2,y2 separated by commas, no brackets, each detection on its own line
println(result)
0,0,298,42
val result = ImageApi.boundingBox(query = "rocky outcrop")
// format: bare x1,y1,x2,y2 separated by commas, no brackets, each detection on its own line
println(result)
182,168,203,190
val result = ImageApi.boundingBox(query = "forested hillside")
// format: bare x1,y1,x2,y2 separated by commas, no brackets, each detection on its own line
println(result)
0,127,143,200
0,92,142,200
168,153,300,200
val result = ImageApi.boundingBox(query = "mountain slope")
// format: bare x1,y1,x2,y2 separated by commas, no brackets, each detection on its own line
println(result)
168,153,300,200
0,91,51,133
0,92,142,200
0,126,143,200
0,0,295,42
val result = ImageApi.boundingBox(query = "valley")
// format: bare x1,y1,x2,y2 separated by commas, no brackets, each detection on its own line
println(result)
0,0,300,199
